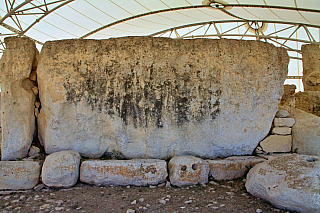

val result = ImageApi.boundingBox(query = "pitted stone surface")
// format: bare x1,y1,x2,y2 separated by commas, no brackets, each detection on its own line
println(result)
291,109,320,157
246,154,320,213
295,91,320,117
80,159,167,186
207,156,265,180
42,150,81,188
168,156,209,187
37,37,288,159
301,44,320,91
273,118,295,127
260,135,292,153
0,37,37,160
0,161,41,190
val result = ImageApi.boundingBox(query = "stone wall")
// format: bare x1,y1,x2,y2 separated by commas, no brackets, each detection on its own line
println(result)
37,37,288,159
0,37,38,160
301,44,320,91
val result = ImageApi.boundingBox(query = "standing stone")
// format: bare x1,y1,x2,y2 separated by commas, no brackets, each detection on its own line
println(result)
0,37,37,160
301,44,320,91
274,118,295,127
260,135,292,153
80,159,167,186
246,154,320,213
37,37,288,159
0,161,41,190
207,156,265,180
42,150,81,188
168,156,209,187
295,91,320,117
278,84,296,111
291,108,320,157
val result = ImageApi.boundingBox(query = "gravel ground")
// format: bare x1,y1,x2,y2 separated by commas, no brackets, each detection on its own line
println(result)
0,178,295,213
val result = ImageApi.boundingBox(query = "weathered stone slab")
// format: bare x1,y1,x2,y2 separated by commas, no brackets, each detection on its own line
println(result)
301,44,320,91
37,37,288,159
271,127,291,135
168,156,209,187
273,118,295,127
260,135,292,153
80,159,167,186
207,156,265,180
0,161,41,190
278,84,296,111
291,109,320,157
42,150,81,188
246,154,320,213
0,37,37,160
295,91,320,117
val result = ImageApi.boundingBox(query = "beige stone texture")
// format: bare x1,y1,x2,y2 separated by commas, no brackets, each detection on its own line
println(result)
80,159,167,186
0,161,41,190
301,44,320,91
260,135,292,153
273,118,295,127
28,145,40,157
168,156,209,187
29,71,37,82
207,156,265,180
0,37,37,160
294,91,320,117
278,84,296,111
271,127,291,135
246,154,320,213
291,108,320,157
37,37,288,159
42,150,81,188
275,110,289,118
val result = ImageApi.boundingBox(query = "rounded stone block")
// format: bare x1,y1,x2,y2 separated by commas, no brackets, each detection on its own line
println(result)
275,110,290,118
207,156,265,180
168,156,209,187
246,154,320,213
0,161,41,190
80,159,167,186
260,135,292,153
42,150,81,188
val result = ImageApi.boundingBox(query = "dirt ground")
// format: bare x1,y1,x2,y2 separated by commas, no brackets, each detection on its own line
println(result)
0,178,294,213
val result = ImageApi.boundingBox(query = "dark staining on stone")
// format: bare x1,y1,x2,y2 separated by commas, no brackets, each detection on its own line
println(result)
63,56,221,128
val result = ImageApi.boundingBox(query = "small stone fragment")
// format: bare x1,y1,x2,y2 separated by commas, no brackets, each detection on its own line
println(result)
274,118,295,127
159,199,166,204
29,71,37,81
131,200,137,205
126,209,135,213
256,209,263,213
33,183,45,191
31,86,39,96
28,146,40,157
271,127,291,135
34,102,41,108
275,110,290,118
34,108,39,117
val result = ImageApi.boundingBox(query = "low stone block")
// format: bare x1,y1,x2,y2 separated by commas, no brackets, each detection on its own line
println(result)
80,159,167,186
275,110,290,118
42,150,81,188
207,156,265,180
274,118,295,127
168,156,209,187
246,154,320,212
271,127,291,135
0,161,41,190
260,135,292,153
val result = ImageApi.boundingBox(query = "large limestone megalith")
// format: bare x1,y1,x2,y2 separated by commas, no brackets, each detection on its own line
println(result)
37,37,288,159
0,37,37,160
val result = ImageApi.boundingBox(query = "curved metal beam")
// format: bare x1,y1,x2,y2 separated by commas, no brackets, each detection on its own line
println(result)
150,20,320,37
80,4,320,39
0,0,33,24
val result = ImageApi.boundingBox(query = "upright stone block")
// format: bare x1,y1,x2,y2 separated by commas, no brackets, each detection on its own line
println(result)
301,44,320,91
0,37,37,160
168,156,209,187
37,37,288,159
295,91,320,117
260,135,292,153
0,161,41,190
80,159,167,186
